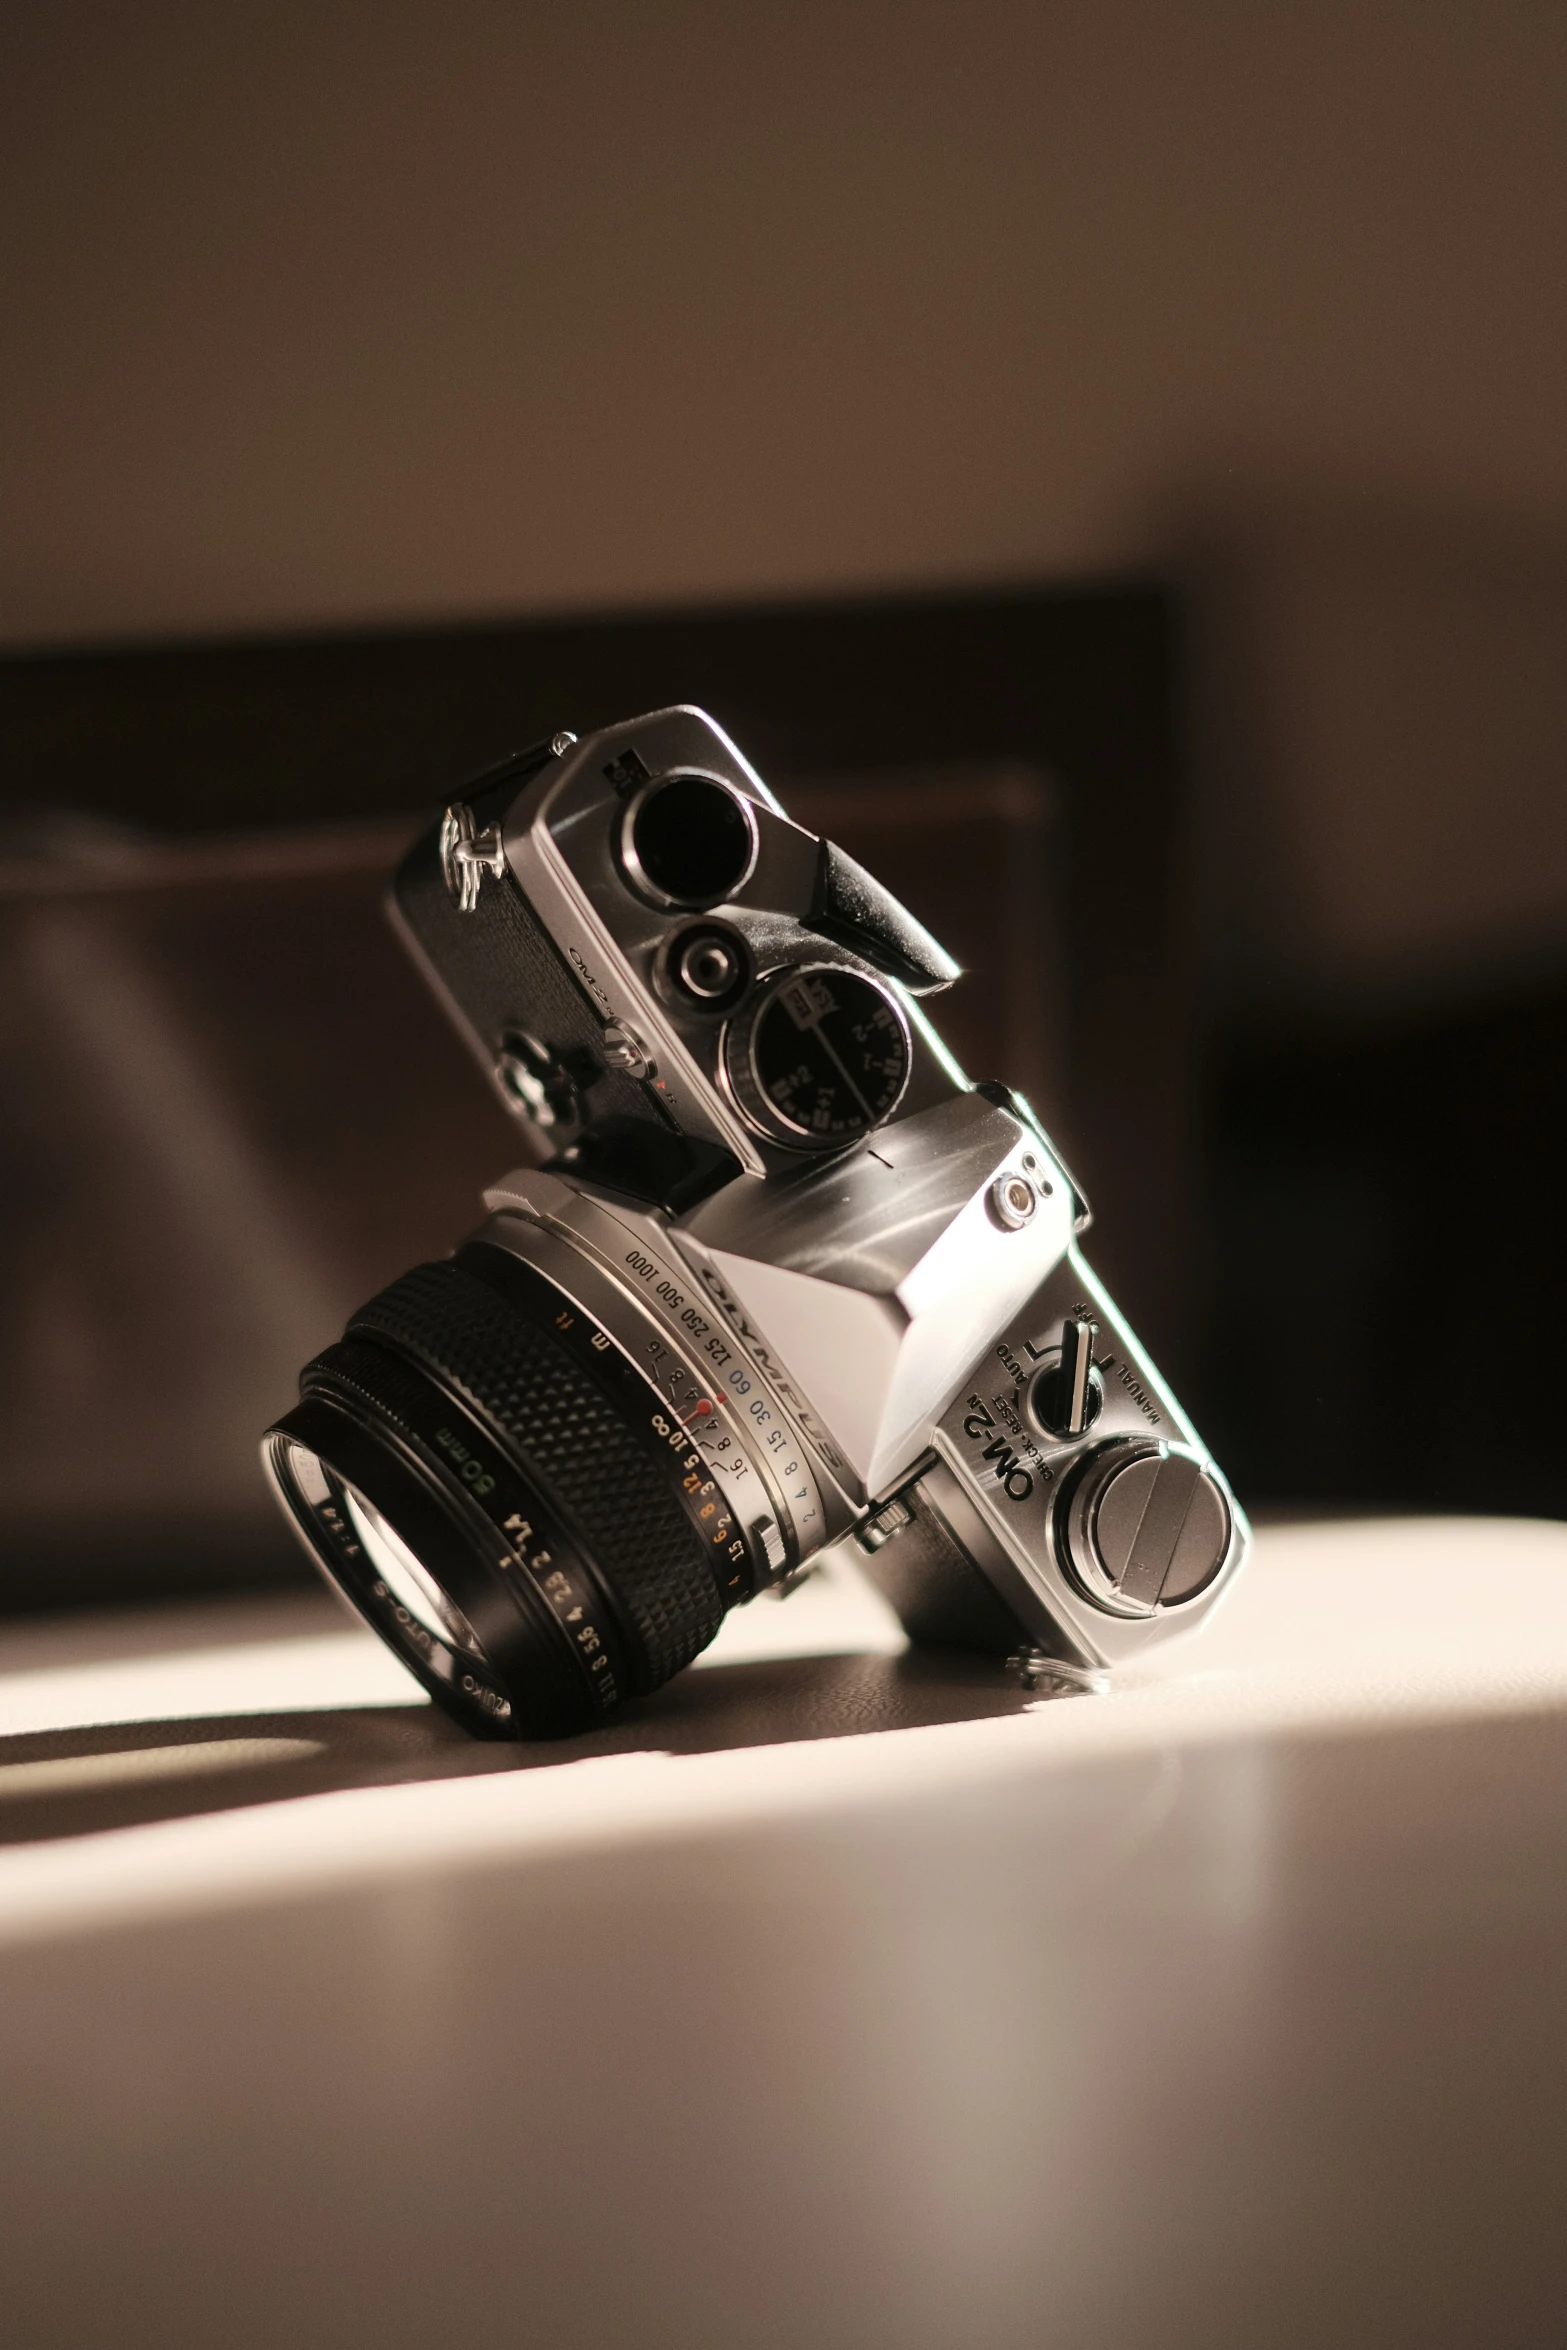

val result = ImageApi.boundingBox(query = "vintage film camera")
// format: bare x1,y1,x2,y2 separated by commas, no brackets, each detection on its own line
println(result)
264,708,1248,1734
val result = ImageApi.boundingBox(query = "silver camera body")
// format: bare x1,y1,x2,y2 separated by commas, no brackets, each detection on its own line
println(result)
386,705,1248,1686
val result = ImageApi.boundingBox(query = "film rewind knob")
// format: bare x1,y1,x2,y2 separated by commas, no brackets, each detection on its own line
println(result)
1061,1441,1232,1616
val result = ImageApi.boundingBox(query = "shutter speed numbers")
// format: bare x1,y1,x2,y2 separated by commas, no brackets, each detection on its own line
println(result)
624,1244,819,1554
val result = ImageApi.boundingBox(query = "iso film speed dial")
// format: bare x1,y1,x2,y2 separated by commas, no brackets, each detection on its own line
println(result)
1059,1441,1234,1618
722,963,912,1150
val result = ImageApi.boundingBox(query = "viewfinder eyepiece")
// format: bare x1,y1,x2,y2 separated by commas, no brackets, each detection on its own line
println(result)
619,773,759,909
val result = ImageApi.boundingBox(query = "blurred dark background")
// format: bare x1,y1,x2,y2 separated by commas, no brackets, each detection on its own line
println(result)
2,2,1564,1606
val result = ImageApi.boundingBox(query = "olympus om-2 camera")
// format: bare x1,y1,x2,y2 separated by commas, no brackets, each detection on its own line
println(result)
264,708,1248,1735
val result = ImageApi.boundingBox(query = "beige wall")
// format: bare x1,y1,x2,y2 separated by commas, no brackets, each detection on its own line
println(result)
1193,499,1567,998
2,0,1564,649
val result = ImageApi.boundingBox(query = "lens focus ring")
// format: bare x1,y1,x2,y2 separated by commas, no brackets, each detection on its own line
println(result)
347,1261,725,1689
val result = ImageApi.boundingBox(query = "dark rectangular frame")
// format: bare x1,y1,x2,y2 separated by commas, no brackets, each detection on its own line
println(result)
0,581,1193,1360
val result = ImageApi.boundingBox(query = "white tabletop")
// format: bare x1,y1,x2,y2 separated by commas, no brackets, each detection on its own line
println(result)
2,1517,1565,2346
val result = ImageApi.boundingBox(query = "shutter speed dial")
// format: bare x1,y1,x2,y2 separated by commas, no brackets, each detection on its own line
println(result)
722,963,912,1150
1059,1440,1233,1617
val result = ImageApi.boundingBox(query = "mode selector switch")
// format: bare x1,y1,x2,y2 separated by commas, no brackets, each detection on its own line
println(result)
1059,1441,1233,1617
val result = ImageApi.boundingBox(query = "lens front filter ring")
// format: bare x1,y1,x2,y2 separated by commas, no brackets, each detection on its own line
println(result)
265,1253,744,1736
267,1362,634,1737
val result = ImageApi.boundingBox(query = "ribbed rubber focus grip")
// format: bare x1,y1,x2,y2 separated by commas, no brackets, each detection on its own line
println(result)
346,1260,725,1688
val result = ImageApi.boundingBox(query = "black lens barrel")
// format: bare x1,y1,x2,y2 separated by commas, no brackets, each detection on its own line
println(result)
454,1242,755,1605
265,1254,729,1737
270,1392,562,1734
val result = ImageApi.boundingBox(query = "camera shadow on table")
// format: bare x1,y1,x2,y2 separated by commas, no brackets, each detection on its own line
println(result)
0,1643,1040,1848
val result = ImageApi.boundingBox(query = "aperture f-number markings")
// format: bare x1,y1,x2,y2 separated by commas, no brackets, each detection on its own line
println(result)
538,1565,617,1695
612,1235,822,1555
650,1409,748,1570
500,1517,619,1706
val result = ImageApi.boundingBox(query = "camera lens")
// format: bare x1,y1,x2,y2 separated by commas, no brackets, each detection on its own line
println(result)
342,1485,488,1662
264,1245,742,1737
620,773,759,909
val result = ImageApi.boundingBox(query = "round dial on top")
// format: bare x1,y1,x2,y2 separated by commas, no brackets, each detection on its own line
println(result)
1059,1441,1233,1617
725,963,912,1149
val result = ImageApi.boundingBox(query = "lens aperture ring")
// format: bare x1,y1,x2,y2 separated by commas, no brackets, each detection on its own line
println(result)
455,1240,759,1601
347,1260,725,1687
302,1340,636,1717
